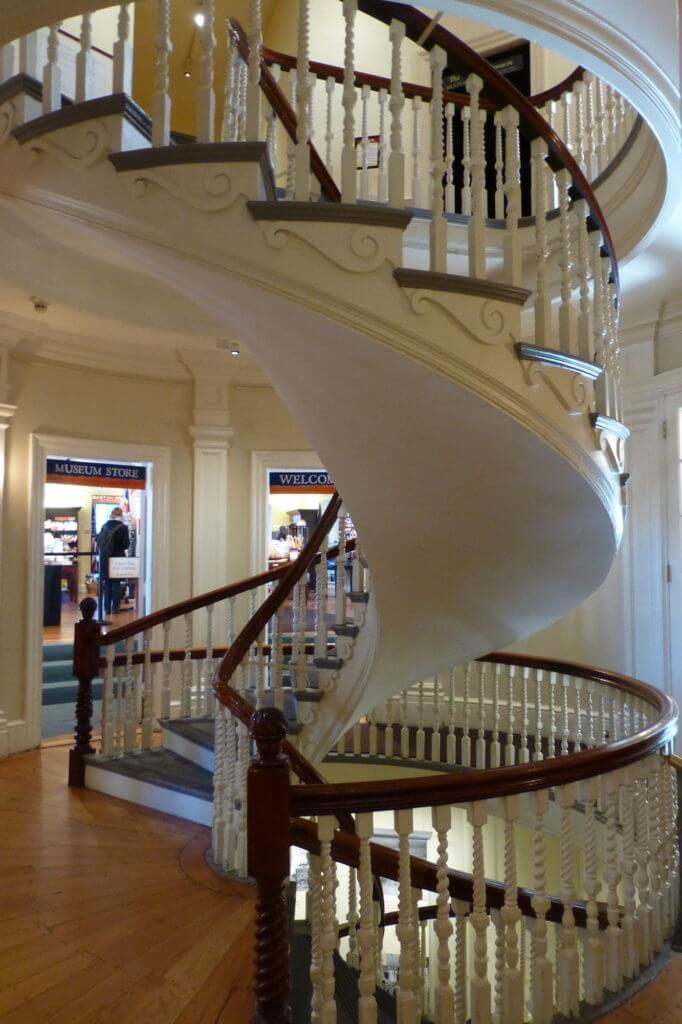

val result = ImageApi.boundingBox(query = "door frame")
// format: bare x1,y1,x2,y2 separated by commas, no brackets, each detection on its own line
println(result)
27,433,171,748
250,450,323,574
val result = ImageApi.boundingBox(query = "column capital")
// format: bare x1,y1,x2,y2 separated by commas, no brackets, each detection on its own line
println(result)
189,422,235,450
180,348,236,447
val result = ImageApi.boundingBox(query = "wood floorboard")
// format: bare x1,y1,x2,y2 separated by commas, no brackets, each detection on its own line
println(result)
0,747,255,1023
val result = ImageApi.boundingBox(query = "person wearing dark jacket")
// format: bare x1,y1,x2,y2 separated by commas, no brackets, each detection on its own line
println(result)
96,507,130,615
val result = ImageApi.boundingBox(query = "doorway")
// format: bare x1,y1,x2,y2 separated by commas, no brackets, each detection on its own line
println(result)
27,434,171,748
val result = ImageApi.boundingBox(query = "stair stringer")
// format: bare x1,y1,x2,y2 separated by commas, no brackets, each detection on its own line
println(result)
0,127,624,753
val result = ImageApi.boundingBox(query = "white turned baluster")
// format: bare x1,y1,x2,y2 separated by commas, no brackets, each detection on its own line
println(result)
620,767,638,979
595,78,606,173
43,24,62,115
314,536,329,660
271,609,284,710
444,102,456,214
445,670,456,763
196,0,216,143
431,675,442,762
152,0,172,147
353,716,362,755
493,907,504,1023
493,112,504,220
634,768,652,964
468,801,491,1024
530,790,553,1023
223,711,237,871
505,665,515,767
206,604,216,715
466,75,485,277
223,31,239,142
236,704,249,876
123,637,136,752
357,813,377,1023
489,663,501,768
415,681,425,760
113,4,132,95
581,776,604,1004
102,646,115,755
412,888,424,1015
533,669,544,761
384,698,394,757
211,705,227,868
519,667,529,765
573,81,586,173
547,672,557,757
410,96,423,207
318,817,338,1022
340,0,358,204
461,106,472,216
294,0,311,201
360,83,371,202
532,137,551,345
450,899,467,1024
584,74,598,179
141,630,153,749
395,809,418,1024
557,167,577,355
432,805,454,1023
237,56,248,141
309,852,323,1019
560,675,570,756
462,664,472,767
346,867,359,968
368,709,378,756
388,19,405,207
0,43,14,84
377,87,388,203
604,773,623,992
335,510,347,627
114,663,125,752
374,901,384,989
648,759,664,954
573,678,583,750
75,14,94,103
574,199,594,362
429,46,447,273
501,796,523,1023
476,662,486,769
290,581,303,692
161,619,171,718
307,73,319,202
605,85,617,163
557,783,579,1017
181,613,193,716
400,689,410,759
501,106,522,286
324,75,336,174
245,0,262,141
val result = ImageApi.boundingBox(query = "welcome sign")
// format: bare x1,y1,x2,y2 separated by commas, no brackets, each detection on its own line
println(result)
46,459,147,490
269,471,335,494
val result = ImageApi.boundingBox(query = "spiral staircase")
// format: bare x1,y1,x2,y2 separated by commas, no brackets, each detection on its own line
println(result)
0,2,678,1023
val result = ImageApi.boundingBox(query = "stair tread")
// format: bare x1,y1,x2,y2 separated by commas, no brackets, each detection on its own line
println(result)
86,748,213,801
160,716,214,750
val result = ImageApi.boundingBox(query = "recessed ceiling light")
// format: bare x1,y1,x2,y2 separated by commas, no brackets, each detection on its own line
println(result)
230,344,240,358
193,11,206,27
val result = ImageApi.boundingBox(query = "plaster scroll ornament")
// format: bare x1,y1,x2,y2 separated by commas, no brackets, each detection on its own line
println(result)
521,360,590,416
404,289,516,347
26,121,108,169
258,222,393,274
129,167,243,212
0,102,16,146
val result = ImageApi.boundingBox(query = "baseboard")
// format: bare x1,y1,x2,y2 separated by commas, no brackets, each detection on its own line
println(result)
0,719,30,757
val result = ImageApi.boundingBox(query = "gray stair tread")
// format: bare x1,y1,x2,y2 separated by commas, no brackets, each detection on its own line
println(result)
348,591,369,604
85,748,213,801
332,624,359,638
43,642,73,662
160,716,214,750
314,656,343,670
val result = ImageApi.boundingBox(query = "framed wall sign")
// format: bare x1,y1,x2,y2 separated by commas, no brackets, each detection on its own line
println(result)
355,134,381,169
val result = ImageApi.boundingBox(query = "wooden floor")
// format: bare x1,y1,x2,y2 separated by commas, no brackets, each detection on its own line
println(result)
43,604,140,644
0,746,255,1023
601,955,682,1023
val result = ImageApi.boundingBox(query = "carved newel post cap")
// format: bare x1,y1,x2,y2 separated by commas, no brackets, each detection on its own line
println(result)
79,597,97,622
250,707,288,758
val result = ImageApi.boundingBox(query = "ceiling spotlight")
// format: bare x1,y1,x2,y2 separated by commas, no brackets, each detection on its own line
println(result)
230,344,240,358
183,63,192,78
193,10,206,27
30,295,48,313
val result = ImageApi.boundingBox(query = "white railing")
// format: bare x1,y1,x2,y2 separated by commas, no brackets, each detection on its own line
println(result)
284,653,678,1023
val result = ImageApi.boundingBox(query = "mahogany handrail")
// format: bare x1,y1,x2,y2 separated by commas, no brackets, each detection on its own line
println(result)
289,653,677,817
229,17,341,203
354,0,619,294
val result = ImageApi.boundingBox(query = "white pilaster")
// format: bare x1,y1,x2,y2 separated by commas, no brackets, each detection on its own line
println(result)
0,343,17,758
182,352,235,598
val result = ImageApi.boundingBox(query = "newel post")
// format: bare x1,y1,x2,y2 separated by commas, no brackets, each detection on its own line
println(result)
68,597,101,787
248,707,292,1024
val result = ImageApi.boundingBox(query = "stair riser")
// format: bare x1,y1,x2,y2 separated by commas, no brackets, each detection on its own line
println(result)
84,762,213,827
162,727,215,773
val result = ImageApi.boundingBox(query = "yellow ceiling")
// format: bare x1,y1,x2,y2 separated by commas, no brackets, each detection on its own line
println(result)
132,1,280,137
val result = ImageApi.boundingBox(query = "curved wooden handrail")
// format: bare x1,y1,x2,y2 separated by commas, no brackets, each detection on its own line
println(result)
229,18,341,202
354,0,619,293
291,817,608,930
289,653,677,817
530,66,584,108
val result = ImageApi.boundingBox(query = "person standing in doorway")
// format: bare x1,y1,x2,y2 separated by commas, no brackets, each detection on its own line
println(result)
96,507,130,616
